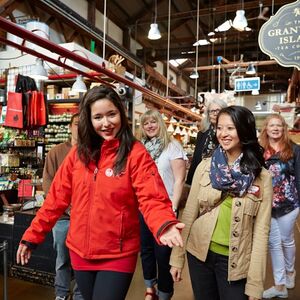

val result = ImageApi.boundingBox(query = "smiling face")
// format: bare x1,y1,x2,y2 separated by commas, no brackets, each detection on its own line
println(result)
217,113,242,163
266,117,284,142
90,98,122,140
142,117,160,139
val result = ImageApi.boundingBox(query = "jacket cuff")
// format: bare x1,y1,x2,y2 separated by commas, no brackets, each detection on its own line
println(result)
21,240,38,250
156,220,178,240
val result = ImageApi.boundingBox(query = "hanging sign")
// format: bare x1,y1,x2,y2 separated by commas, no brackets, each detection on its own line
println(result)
234,77,260,92
258,0,300,70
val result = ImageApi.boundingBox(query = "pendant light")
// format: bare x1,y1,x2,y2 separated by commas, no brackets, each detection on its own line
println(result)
167,123,175,132
30,58,48,80
189,68,199,79
148,0,161,40
72,75,87,93
246,63,256,75
232,10,248,31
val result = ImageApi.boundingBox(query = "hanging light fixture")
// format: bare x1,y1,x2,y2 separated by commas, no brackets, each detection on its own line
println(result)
148,0,161,40
72,75,87,93
174,126,181,135
161,112,168,121
167,123,175,132
252,89,260,96
30,58,48,80
190,68,199,79
232,10,248,31
169,116,177,123
246,63,256,75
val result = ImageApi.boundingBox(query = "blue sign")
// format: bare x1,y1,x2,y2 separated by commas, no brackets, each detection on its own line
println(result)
234,77,260,92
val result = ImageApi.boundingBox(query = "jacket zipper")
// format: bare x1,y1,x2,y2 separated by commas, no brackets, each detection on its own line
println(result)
94,167,98,181
120,213,124,252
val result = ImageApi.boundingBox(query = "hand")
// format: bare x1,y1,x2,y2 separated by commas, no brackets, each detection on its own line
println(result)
248,297,260,300
16,243,32,265
159,223,185,247
170,266,183,282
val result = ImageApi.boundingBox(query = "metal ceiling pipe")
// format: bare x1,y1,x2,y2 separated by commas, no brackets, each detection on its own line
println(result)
0,16,201,121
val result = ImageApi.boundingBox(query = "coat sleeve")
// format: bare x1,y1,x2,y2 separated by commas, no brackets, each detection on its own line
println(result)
42,147,59,195
129,142,178,243
21,148,76,245
245,170,273,299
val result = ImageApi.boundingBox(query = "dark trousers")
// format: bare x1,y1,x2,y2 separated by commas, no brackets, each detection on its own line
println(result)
74,270,133,300
187,251,247,300
139,213,174,295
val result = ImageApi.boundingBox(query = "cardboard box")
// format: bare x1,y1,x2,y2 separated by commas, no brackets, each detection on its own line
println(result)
62,87,71,99
47,85,59,100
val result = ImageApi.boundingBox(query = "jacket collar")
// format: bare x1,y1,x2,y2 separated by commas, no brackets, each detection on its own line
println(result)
101,138,120,153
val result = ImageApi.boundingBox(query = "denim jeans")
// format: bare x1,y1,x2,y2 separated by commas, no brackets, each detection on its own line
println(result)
269,207,299,285
52,219,83,300
187,251,247,300
139,213,173,300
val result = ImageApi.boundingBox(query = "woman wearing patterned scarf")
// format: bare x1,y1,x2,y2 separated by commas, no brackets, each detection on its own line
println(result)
139,110,188,300
170,106,273,300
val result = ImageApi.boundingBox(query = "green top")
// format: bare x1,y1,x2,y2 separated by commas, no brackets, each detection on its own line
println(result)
209,195,232,256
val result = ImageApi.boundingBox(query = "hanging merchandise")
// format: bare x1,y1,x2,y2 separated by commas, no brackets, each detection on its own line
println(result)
4,92,24,128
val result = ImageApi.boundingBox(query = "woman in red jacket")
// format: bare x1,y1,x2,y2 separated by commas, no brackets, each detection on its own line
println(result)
16,86,184,300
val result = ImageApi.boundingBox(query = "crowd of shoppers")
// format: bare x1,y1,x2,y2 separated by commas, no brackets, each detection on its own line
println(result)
170,106,273,300
15,85,300,300
16,86,184,300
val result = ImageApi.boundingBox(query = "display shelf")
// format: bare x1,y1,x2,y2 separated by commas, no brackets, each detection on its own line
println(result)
47,98,80,103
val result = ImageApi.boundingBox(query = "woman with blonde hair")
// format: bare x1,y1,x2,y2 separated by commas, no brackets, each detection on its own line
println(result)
260,113,300,299
139,109,187,300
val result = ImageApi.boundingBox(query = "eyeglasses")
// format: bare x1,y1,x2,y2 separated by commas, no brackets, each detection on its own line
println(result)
208,109,221,115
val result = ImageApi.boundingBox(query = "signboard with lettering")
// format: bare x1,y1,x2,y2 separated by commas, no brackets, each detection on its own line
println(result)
258,0,300,70
234,77,260,92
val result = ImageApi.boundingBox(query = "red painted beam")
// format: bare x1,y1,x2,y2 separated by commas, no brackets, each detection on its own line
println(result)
0,16,201,121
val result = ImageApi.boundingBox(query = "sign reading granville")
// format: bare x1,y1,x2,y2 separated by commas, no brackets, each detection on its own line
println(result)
258,0,300,70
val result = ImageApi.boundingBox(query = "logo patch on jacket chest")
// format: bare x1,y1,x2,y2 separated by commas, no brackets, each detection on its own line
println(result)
105,168,113,177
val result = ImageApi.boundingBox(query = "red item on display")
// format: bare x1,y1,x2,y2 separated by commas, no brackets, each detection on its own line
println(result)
4,92,23,128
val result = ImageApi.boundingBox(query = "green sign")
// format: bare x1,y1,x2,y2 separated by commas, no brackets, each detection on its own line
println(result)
258,0,300,70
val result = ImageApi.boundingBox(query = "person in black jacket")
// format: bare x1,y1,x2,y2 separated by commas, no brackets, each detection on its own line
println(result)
186,98,227,186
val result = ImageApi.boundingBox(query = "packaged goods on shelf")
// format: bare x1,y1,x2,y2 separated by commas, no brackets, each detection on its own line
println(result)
0,153,20,167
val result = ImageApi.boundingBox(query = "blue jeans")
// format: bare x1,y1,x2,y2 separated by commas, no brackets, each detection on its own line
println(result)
139,214,173,300
52,219,83,300
187,251,247,300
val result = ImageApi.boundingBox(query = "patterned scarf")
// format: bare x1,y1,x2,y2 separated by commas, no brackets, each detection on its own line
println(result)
142,137,164,164
202,125,218,159
209,146,255,197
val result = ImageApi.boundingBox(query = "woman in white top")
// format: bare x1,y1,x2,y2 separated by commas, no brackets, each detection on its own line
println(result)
139,110,187,300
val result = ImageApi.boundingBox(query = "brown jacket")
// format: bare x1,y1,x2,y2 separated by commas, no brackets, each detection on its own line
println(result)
170,158,273,299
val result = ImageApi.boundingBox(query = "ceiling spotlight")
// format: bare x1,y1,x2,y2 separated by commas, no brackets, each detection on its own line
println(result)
246,63,256,75
148,0,161,40
193,39,210,46
215,20,233,32
30,58,48,80
232,10,248,31
148,23,161,40
190,69,199,79
72,75,87,92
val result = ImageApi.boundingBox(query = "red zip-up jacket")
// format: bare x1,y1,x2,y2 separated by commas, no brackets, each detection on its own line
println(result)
22,139,178,259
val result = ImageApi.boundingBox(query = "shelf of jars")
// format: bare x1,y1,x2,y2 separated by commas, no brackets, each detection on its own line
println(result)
44,113,72,153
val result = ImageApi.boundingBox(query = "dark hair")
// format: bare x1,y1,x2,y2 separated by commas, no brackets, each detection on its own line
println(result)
217,105,265,178
77,85,135,175
70,113,79,125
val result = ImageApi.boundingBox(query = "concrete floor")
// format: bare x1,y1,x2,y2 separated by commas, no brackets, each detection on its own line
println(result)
1,220,300,300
